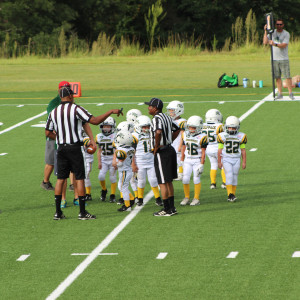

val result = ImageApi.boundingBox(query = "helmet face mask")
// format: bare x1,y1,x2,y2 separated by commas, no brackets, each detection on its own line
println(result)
100,117,116,136
134,115,151,134
205,109,223,123
186,115,203,136
225,116,240,135
166,100,184,120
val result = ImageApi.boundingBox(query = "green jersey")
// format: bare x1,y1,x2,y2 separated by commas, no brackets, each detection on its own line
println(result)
46,95,60,141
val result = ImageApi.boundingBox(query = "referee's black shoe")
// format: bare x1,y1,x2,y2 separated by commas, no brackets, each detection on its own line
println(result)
171,207,178,215
78,211,96,220
153,209,172,216
155,197,163,206
53,211,65,220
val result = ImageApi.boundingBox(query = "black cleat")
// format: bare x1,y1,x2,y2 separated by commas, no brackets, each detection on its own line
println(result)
136,198,143,206
78,211,96,220
155,197,163,206
117,198,124,205
227,193,236,203
109,194,116,203
153,209,172,216
53,211,65,220
171,207,178,215
118,205,131,212
100,190,107,202
85,194,92,201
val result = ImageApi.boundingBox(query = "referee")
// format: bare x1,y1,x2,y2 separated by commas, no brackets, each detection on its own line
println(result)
45,85,123,220
145,98,180,216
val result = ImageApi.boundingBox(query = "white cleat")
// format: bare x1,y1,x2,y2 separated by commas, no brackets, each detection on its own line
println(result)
210,183,216,189
221,182,226,189
180,198,190,206
190,199,200,206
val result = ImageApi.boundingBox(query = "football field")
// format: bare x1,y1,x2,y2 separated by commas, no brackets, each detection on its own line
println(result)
0,57,300,299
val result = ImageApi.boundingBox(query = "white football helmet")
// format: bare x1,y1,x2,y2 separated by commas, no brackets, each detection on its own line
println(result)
116,121,134,133
126,109,142,124
166,100,184,119
225,116,240,135
99,117,116,136
114,130,133,147
135,115,151,134
186,116,203,136
205,109,223,123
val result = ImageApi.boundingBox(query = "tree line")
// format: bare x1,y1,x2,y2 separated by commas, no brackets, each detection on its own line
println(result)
0,0,299,57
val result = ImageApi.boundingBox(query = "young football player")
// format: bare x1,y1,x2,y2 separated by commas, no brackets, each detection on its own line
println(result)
132,115,162,206
83,136,95,201
202,109,226,189
180,116,208,206
114,130,136,212
96,117,117,202
217,116,247,202
166,100,186,180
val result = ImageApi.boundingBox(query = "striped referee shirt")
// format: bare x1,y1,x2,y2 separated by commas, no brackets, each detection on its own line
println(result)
150,112,179,149
45,101,92,145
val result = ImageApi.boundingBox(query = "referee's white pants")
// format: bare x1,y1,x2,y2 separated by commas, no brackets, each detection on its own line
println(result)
137,165,158,188
182,159,201,185
118,170,133,201
98,161,117,183
222,158,240,186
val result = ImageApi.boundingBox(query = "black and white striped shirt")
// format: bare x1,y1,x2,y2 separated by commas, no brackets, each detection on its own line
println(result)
45,101,92,145
150,112,179,149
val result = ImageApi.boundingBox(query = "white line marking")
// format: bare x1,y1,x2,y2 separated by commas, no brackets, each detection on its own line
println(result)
138,102,144,105
292,251,300,258
0,153,8,156
218,101,225,104
46,190,154,300
249,148,257,152
0,111,47,135
71,253,118,256
96,103,104,106
17,105,24,107
226,251,239,258
156,252,168,259
17,254,30,261
31,124,46,128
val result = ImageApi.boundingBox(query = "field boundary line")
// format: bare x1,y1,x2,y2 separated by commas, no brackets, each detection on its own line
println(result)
0,111,47,136
46,191,154,300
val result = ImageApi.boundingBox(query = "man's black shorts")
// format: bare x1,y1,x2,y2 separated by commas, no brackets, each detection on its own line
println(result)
57,144,85,180
154,145,177,184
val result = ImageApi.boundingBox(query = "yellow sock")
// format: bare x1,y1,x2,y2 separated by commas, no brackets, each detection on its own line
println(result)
179,166,183,174
124,200,130,207
134,191,138,198
120,192,123,198
221,168,226,184
111,182,117,195
100,180,106,190
183,184,190,198
129,193,135,200
226,185,233,196
194,183,201,200
151,186,160,198
232,185,237,195
138,187,144,198
85,186,91,194
210,169,217,184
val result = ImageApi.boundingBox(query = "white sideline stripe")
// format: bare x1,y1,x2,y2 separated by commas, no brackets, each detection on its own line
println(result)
17,254,30,261
249,148,257,152
31,124,46,128
46,190,154,300
0,153,8,156
17,104,24,107
156,252,168,259
218,101,225,104
226,251,239,258
96,103,104,106
292,251,300,258
0,111,47,135
71,253,118,256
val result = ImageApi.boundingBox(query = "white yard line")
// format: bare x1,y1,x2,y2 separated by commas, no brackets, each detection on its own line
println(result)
46,191,154,300
16,254,30,261
0,111,47,135
226,251,239,258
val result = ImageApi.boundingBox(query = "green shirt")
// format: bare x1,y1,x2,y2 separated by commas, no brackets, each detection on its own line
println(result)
46,94,61,141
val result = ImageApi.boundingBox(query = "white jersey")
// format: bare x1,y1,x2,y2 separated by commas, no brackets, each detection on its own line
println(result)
171,118,186,153
182,131,208,159
202,122,223,151
217,131,247,159
96,132,115,163
132,132,154,166
115,146,135,172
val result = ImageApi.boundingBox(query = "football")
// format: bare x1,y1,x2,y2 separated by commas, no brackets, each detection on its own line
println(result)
87,144,97,154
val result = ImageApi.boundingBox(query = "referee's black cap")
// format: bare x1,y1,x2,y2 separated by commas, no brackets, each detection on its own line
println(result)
59,86,74,98
144,98,163,109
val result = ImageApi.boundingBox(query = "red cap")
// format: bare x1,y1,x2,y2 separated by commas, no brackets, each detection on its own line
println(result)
58,81,70,89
